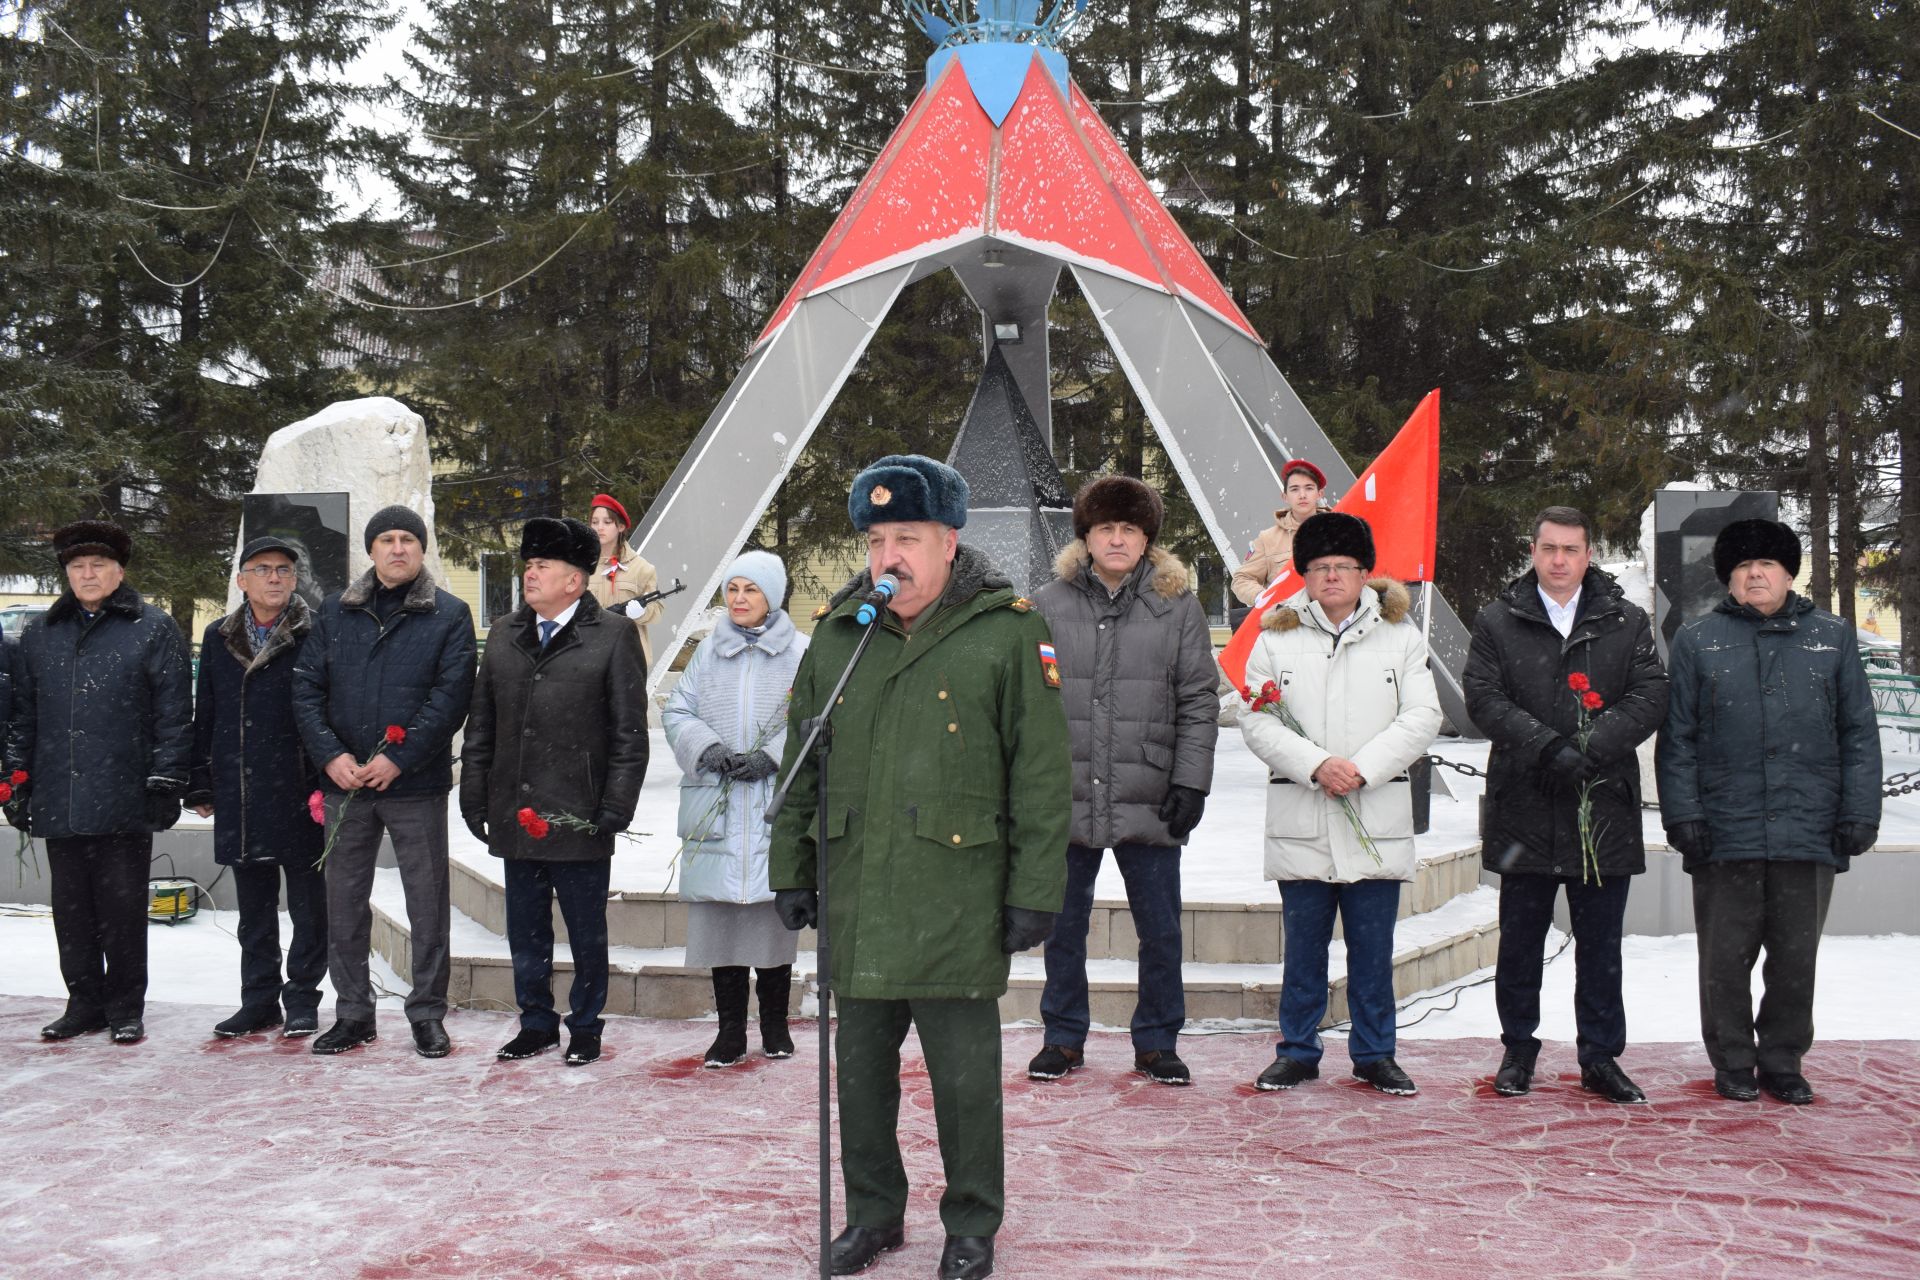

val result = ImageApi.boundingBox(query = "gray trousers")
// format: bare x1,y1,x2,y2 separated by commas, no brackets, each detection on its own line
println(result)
1692,860,1835,1074
324,791,451,1024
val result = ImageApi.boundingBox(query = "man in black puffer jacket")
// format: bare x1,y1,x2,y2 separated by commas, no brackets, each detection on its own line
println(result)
293,505,475,1059
1464,506,1668,1104
5,520,192,1045
1026,476,1218,1087
1658,518,1880,1106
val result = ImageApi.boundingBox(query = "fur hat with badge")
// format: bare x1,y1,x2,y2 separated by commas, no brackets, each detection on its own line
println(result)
1072,475,1164,544
1290,511,1375,573
53,519,133,567
519,516,600,576
1712,518,1801,583
848,454,970,532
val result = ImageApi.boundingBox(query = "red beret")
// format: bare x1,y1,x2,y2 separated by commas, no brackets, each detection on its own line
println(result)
1281,459,1327,489
590,493,631,528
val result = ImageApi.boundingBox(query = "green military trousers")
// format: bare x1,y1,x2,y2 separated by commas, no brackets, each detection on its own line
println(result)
836,995,1004,1238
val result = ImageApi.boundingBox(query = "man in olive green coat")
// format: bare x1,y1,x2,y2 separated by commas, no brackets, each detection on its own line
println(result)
771,454,1071,1280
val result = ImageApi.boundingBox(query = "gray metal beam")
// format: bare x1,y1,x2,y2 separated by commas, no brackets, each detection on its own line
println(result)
630,265,914,691
1071,267,1479,734
949,242,1062,449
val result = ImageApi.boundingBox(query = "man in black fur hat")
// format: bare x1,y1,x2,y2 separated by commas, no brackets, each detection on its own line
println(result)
1658,517,1880,1105
461,517,649,1068
1026,475,1217,1087
5,520,192,1044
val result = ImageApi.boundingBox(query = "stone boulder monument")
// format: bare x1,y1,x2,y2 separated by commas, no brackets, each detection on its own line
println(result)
226,397,444,612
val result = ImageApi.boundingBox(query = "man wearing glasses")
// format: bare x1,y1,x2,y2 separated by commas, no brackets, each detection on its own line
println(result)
187,536,329,1039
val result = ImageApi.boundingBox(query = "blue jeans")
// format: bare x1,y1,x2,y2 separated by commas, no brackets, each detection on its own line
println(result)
1276,878,1401,1066
505,858,613,1035
1040,842,1185,1053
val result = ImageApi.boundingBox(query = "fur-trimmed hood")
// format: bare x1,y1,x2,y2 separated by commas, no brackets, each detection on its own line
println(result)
1262,577,1411,631
216,591,312,672
340,565,442,612
1053,541,1191,600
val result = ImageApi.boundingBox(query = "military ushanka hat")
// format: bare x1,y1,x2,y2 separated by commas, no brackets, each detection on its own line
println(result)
848,454,970,532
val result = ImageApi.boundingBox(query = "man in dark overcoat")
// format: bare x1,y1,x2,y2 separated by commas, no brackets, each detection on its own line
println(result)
1464,505,1668,1103
293,505,475,1058
770,454,1071,1280
1658,518,1880,1105
186,535,327,1038
4,520,192,1044
460,517,649,1067
1026,475,1217,1086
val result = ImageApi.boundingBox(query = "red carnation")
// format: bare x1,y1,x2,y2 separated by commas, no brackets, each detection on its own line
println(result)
526,816,551,840
1567,672,1590,693
0,783,11,803
8,770,25,786
385,724,407,745
517,806,537,829
1582,690,1604,711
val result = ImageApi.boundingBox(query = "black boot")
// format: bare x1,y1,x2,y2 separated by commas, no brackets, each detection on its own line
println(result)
703,966,749,1068
757,965,794,1059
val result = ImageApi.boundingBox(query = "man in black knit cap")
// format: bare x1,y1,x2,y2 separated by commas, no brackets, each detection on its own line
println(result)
293,505,475,1058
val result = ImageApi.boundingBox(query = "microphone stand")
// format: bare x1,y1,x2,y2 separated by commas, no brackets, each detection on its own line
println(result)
765,601,889,1280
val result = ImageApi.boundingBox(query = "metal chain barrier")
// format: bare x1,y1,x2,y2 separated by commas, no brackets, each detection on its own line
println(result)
1431,755,1920,800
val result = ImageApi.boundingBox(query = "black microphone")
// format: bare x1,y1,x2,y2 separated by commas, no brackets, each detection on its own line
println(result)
855,574,900,625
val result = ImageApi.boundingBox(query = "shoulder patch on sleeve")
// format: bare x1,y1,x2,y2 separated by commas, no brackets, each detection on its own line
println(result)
1037,641,1062,689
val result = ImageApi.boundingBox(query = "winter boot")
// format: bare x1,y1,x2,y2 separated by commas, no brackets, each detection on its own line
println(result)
757,965,795,1059
703,967,750,1068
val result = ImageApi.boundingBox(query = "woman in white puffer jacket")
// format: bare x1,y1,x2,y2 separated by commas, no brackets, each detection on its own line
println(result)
1239,514,1441,1098
662,550,808,1068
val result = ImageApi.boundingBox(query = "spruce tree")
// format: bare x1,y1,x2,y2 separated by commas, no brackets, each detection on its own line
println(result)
0,0,380,623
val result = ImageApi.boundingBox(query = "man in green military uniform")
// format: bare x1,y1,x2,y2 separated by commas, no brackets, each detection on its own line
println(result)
771,454,1071,1280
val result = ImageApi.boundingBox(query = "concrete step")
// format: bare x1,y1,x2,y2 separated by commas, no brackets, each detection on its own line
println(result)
444,841,1486,969
371,870,1501,1030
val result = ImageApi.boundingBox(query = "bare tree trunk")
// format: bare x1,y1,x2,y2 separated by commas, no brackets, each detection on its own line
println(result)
1807,401,1832,611
1834,406,1858,624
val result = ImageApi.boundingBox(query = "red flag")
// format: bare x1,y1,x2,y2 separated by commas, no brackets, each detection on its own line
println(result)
1218,390,1441,691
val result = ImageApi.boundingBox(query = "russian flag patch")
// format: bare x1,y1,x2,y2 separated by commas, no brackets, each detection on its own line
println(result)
1037,642,1062,689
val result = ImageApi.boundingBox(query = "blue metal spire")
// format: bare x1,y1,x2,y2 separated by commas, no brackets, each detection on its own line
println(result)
909,0,1084,124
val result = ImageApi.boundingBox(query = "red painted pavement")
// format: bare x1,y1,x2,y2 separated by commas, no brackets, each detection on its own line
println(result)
1,997,1913,1278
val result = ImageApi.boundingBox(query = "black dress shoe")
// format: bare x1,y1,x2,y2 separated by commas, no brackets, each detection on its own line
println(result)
40,1012,108,1041
827,1223,904,1275
311,1019,378,1055
1714,1068,1760,1101
1133,1049,1192,1085
1351,1056,1418,1096
565,1033,602,1067
109,1018,145,1044
496,1028,561,1060
412,1019,452,1058
214,1006,284,1038
1759,1070,1815,1105
1493,1050,1535,1096
939,1235,994,1279
283,1009,320,1038
1254,1057,1319,1091
1580,1058,1647,1104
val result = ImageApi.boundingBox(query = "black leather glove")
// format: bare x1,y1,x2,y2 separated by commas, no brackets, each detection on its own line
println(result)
775,888,818,931
591,813,624,838
3,796,29,835
1666,821,1712,862
1542,739,1595,787
1002,905,1055,954
145,779,185,833
697,743,732,776
463,812,488,844
1836,821,1878,860
727,750,779,783
1157,785,1207,840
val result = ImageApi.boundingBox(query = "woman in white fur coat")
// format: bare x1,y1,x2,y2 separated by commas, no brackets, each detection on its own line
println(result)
1238,513,1441,1098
